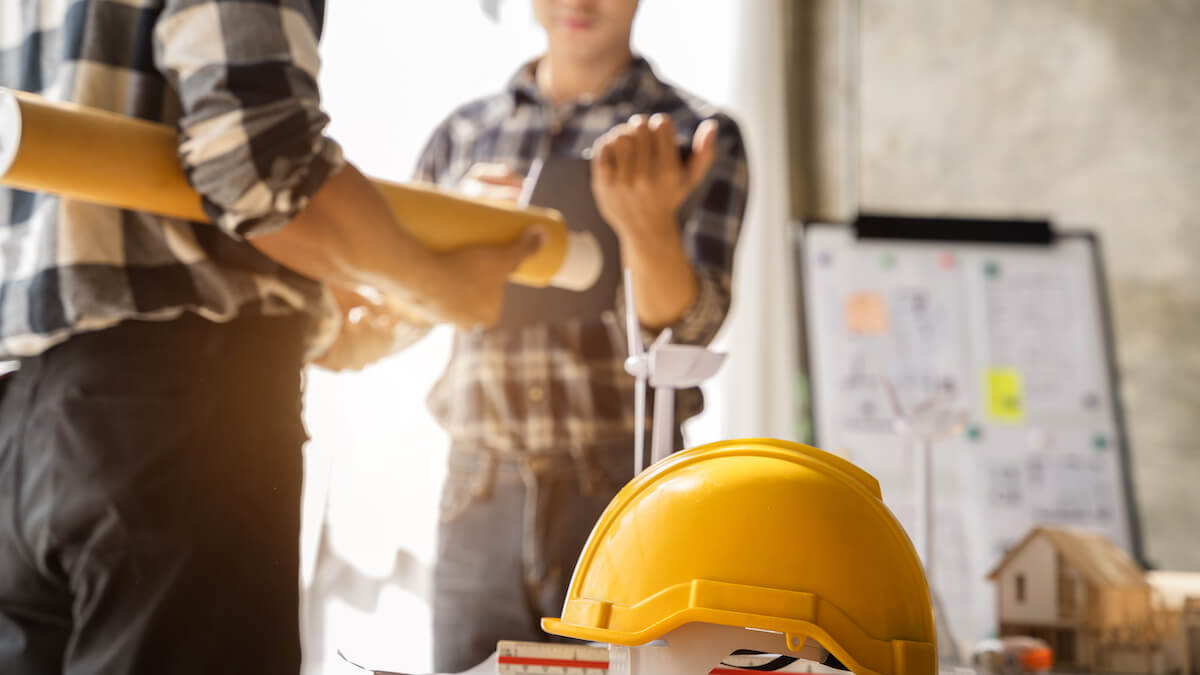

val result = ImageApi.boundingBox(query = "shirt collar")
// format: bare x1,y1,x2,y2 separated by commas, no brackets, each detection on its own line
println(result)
506,55,660,109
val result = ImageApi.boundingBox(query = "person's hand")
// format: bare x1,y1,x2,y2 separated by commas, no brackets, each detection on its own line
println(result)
590,114,718,248
406,229,546,330
457,163,526,205
312,285,406,372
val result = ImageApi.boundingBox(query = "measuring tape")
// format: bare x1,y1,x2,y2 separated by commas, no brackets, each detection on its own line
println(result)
495,641,842,675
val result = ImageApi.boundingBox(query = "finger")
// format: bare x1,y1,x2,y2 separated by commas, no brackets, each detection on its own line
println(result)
686,119,720,188
463,163,498,186
327,284,372,312
379,294,435,326
592,133,616,184
474,184,524,204
467,162,514,181
313,322,365,372
629,115,652,184
463,163,525,199
613,131,635,186
475,171,525,190
649,113,677,175
312,346,348,371
310,330,344,369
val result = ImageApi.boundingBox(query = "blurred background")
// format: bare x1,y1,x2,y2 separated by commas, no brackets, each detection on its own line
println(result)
301,2,1199,673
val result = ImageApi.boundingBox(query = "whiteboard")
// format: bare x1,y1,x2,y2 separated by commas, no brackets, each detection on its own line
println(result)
798,221,1142,650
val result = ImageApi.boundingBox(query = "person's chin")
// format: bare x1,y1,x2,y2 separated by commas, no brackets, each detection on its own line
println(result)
558,40,600,59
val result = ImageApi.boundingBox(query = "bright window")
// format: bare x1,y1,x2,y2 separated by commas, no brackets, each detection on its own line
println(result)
302,3,753,674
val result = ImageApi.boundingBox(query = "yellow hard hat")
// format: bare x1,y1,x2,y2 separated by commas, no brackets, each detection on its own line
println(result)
542,438,937,675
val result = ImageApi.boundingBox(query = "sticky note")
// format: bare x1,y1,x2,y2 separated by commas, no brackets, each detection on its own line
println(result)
845,292,889,335
986,368,1025,423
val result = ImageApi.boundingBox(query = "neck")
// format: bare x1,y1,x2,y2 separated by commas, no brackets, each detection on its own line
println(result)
536,45,634,105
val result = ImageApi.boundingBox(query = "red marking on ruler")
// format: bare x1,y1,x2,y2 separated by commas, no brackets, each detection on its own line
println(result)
498,656,610,670
497,656,759,675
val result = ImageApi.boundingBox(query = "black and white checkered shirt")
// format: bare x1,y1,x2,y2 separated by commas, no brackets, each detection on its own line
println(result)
0,0,343,359
411,57,750,453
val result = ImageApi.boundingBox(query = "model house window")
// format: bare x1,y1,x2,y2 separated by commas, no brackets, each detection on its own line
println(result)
1016,573,1026,602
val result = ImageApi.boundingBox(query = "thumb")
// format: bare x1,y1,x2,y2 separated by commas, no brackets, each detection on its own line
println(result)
685,119,719,188
504,226,547,270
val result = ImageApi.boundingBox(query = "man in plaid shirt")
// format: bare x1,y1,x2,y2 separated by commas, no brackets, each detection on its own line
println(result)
0,1,536,672
400,2,749,670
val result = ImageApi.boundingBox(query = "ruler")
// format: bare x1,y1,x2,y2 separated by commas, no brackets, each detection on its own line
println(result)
495,641,842,675
497,642,608,674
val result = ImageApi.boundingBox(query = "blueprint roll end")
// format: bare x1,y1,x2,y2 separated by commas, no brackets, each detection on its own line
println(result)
0,89,22,180
551,230,604,291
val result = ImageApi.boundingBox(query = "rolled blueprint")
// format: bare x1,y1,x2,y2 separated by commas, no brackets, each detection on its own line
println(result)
0,88,601,291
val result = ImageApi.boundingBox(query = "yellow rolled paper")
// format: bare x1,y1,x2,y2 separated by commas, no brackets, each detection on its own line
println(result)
0,88,600,290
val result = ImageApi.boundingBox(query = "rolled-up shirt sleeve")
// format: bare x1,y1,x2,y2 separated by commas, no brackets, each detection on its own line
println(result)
153,0,345,238
670,115,749,345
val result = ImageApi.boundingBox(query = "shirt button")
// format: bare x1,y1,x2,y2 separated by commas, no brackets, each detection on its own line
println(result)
528,385,546,403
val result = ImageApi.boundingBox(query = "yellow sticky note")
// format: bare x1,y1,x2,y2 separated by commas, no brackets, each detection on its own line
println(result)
987,368,1025,423
845,292,889,335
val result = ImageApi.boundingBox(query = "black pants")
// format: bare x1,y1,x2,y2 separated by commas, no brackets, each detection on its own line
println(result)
0,312,309,674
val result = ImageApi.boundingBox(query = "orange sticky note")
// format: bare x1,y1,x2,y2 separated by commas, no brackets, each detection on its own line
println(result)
845,292,889,335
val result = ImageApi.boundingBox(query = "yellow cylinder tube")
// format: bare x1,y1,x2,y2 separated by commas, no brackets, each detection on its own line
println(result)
0,88,598,289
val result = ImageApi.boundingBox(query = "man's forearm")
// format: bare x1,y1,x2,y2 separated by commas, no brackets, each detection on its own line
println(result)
620,222,699,331
251,163,439,298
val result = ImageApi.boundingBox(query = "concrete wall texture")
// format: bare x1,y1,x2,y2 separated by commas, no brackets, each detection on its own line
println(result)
791,0,1198,570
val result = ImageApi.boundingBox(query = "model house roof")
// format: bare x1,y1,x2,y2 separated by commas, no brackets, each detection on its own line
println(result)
987,526,1146,587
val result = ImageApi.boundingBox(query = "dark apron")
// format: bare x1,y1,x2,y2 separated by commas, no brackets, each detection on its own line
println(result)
495,158,622,328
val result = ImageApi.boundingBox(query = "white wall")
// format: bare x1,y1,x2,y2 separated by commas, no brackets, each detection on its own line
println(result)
855,0,1200,572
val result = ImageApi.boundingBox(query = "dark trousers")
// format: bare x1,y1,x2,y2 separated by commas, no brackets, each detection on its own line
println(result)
432,432,680,673
0,312,309,674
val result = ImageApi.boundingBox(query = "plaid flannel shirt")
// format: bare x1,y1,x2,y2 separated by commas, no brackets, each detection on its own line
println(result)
411,57,749,453
0,0,343,360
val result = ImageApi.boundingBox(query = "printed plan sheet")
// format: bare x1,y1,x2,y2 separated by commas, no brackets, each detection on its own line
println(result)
801,224,1134,649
